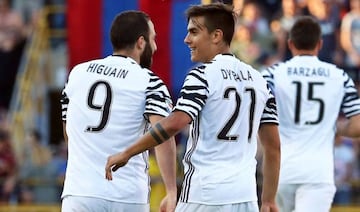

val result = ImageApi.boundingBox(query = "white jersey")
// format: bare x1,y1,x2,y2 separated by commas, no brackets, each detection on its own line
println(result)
60,55,172,203
262,55,360,184
174,54,278,204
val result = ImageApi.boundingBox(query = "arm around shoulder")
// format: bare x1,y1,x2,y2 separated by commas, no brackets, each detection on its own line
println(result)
105,111,191,183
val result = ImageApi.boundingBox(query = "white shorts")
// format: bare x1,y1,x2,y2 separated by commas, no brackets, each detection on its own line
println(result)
175,201,259,212
61,195,149,212
276,183,336,212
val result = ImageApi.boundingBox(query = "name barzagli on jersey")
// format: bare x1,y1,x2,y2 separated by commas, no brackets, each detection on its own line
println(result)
221,69,253,81
86,63,129,79
287,67,330,77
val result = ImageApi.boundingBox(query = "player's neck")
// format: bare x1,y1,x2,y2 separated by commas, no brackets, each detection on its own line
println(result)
291,49,318,57
112,54,127,58
211,45,231,60
113,50,140,64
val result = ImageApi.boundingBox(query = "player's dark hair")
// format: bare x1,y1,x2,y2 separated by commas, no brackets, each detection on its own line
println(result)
289,16,321,50
185,3,235,46
110,11,150,51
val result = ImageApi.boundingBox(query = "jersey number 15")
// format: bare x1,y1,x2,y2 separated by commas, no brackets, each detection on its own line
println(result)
293,81,324,125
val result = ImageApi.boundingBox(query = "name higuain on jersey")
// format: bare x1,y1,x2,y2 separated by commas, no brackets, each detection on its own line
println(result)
86,63,129,79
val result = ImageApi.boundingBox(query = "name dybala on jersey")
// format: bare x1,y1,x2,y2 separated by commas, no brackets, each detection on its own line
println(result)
173,54,278,204
262,55,360,185
60,55,172,203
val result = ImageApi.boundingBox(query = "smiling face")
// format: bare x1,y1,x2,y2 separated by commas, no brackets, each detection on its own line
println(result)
140,20,157,69
184,16,215,63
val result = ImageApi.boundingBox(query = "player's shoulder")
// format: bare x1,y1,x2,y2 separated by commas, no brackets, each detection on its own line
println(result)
314,58,347,78
206,53,254,71
263,60,286,74
208,53,237,66
70,58,104,73
189,63,207,73
142,67,163,80
320,60,343,72
142,67,155,75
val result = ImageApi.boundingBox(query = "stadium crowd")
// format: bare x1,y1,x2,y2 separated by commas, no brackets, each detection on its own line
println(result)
0,0,359,210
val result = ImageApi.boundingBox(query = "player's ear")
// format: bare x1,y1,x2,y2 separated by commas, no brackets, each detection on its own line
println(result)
212,29,223,44
136,36,146,51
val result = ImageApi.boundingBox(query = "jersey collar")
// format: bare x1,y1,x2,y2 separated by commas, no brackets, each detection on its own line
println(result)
111,54,138,65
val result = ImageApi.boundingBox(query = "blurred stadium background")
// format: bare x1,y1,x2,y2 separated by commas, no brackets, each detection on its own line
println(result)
0,0,359,211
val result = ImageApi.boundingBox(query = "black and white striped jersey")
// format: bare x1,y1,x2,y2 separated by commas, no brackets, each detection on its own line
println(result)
262,55,360,184
60,55,172,203
174,54,278,204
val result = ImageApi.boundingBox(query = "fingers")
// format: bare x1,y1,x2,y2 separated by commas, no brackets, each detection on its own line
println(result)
105,163,113,180
158,195,176,212
105,153,128,181
105,171,112,180
105,156,115,181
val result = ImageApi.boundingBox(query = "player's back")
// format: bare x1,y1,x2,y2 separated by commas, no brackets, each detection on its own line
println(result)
62,55,170,202
178,54,277,204
262,55,359,183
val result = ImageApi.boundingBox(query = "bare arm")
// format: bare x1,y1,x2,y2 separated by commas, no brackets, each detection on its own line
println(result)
150,115,177,212
105,111,191,179
258,123,281,212
337,114,360,138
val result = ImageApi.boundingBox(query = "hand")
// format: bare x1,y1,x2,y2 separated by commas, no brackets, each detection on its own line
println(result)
260,202,278,212
158,193,177,212
105,152,130,180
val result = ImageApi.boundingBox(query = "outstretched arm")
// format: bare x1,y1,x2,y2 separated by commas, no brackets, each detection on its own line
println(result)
258,123,280,212
105,111,191,180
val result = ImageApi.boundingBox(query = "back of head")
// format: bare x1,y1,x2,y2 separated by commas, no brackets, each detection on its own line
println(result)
110,10,150,51
185,3,235,45
289,16,321,50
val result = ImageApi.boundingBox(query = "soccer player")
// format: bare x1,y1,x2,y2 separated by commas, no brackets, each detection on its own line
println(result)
60,11,177,212
105,3,281,212
262,16,360,212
